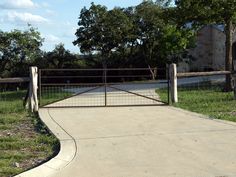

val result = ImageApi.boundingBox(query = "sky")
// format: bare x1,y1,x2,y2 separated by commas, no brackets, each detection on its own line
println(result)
0,0,143,53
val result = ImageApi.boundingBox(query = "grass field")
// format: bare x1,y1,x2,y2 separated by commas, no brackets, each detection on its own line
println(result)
40,87,73,106
0,90,59,177
157,86,236,122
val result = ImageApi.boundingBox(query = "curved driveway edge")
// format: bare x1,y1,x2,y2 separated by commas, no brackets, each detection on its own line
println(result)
15,105,236,177
15,108,77,177
48,106,236,177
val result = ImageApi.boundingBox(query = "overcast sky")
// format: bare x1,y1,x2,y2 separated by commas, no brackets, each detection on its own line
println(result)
0,0,143,53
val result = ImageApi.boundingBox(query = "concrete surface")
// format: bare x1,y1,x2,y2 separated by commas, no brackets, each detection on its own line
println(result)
45,85,162,107
43,106,236,177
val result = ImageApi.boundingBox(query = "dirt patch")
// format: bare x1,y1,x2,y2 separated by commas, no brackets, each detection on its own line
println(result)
230,111,236,116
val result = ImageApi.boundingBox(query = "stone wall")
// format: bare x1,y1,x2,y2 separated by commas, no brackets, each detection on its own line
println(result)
178,25,236,72
187,26,214,72
211,27,225,70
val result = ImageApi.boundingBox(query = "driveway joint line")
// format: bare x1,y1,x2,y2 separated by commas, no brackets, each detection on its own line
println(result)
74,128,236,141
47,109,78,165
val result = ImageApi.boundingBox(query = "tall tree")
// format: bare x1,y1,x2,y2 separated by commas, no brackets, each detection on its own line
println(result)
134,1,163,68
175,0,236,91
74,1,194,72
134,1,194,72
73,3,132,68
73,3,107,56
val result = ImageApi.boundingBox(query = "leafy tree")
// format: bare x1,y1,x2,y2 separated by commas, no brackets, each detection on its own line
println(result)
156,0,173,7
41,43,80,69
158,25,195,63
73,3,133,68
103,7,133,64
134,1,163,66
175,0,236,91
0,25,43,77
73,3,107,55
132,1,194,77
74,1,195,75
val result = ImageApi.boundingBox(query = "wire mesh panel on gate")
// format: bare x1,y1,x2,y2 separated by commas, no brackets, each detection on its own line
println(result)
39,68,169,107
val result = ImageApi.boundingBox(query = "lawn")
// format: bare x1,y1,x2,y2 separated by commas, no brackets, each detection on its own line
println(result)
157,86,236,122
0,90,59,177
40,86,73,106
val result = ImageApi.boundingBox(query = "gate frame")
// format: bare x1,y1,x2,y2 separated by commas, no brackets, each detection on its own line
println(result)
39,68,170,108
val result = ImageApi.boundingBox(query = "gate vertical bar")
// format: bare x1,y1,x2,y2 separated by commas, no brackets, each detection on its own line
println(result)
104,68,107,106
167,65,170,105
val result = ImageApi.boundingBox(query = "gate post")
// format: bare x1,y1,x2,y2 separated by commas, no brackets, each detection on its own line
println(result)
28,66,39,112
104,68,107,106
169,63,178,103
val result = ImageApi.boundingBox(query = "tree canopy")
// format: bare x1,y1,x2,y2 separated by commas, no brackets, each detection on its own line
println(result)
73,1,195,69
42,43,80,69
3,0,235,84
0,26,43,77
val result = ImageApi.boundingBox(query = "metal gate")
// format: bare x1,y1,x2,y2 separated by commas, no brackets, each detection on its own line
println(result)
39,68,169,108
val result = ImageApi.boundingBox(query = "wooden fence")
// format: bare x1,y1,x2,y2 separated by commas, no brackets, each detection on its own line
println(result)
0,67,38,112
169,63,236,103
1,65,234,109
0,77,30,83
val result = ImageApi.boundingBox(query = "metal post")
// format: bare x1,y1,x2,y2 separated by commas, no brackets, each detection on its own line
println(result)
167,64,170,104
104,68,107,106
233,74,236,100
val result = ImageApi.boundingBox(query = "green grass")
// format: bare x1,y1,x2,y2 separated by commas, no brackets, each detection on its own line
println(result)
0,90,27,114
40,87,73,106
157,86,236,122
0,90,59,177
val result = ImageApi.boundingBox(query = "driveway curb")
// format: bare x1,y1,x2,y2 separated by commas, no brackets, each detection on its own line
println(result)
15,108,77,177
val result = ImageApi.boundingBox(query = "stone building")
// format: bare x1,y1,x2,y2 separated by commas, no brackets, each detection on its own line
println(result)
178,25,236,72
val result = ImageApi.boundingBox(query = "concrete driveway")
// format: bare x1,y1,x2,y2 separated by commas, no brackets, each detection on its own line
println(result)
41,106,236,177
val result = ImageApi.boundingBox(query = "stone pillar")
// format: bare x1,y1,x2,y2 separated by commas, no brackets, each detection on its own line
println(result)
169,63,178,103
28,67,39,112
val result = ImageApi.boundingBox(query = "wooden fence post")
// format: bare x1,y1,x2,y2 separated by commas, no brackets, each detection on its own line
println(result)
28,67,39,112
169,63,178,103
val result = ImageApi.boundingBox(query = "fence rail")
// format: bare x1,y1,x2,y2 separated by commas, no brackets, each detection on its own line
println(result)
0,67,38,112
177,71,231,78
40,68,157,71
0,77,30,83
169,63,236,103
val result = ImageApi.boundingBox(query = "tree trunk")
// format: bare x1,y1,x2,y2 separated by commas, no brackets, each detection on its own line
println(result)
147,64,156,80
224,20,233,91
